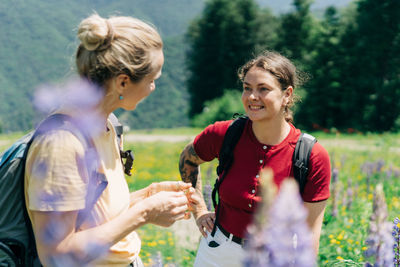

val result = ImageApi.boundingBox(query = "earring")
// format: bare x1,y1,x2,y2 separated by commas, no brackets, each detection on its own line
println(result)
119,95,124,100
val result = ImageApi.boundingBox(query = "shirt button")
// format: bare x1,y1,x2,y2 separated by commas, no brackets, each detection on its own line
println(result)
248,204,252,208
251,189,255,194
263,145,267,150
259,160,263,164
256,175,260,178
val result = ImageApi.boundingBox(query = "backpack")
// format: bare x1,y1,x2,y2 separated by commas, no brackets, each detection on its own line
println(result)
0,113,131,267
210,116,316,236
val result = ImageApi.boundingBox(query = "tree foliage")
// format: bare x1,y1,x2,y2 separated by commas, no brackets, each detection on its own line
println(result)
186,0,258,116
189,0,400,133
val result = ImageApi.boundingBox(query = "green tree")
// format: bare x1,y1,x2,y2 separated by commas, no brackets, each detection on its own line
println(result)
254,8,280,53
275,0,315,64
186,0,259,116
296,6,345,130
338,0,400,131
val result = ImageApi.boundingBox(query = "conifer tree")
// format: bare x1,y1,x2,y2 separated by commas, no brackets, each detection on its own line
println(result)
186,0,258,116
275,0,314,65
296,7,344,130
339,0,400,131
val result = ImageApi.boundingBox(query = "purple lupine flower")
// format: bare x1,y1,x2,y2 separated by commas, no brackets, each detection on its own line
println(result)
394,217,400,267
34,77,103,114
386,164,393,180
331,168,339,217
31,78,110,265
244,178,316,267
375,160,385,173
332,168,339,183
364,184,394,266
203,164,214,211
203,180,213,211
346,185,353,211
34,77,105,139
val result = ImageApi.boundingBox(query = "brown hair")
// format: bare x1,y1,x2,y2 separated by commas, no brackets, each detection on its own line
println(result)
76,14,163,87
238,51,304,123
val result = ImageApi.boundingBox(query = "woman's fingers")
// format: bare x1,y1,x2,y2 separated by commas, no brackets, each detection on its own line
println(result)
198,224,207,237
155,181,192,192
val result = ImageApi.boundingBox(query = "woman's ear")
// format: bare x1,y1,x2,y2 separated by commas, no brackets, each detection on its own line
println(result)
283,86,293,105
114,74,130,95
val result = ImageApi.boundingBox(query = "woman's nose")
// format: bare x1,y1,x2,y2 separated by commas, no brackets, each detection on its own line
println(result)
249,92,258,100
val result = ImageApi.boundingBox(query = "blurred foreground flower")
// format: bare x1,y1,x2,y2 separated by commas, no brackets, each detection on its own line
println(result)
33,77,105,139
243,169,316,267
31,78,110,266
364,184,394,267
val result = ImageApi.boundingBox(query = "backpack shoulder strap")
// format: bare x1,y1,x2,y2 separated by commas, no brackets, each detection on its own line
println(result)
216,116,248,176
210,116,247,237
212,116,247,209
293,132,317,194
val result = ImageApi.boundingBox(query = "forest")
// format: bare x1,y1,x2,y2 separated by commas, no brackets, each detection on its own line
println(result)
0,0,398,134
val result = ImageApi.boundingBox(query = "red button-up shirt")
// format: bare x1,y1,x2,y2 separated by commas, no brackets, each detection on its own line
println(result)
193,120,331,238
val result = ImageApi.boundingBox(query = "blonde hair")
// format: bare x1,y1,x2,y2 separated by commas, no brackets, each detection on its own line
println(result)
76,14,163,86
238,51,304,123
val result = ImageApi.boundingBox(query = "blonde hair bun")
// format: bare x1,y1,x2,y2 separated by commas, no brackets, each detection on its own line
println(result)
77,14,111,51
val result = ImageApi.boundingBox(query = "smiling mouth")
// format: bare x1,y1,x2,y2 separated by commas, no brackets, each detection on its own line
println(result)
248,105,264,110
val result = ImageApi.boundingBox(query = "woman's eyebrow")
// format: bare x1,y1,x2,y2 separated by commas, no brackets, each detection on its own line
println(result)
243,81,268,86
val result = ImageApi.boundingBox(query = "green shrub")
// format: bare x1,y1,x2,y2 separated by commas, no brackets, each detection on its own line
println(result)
191,89,245,127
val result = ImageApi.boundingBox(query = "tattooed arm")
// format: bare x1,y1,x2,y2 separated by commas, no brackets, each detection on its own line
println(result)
179,142,215,237
179,142,205,187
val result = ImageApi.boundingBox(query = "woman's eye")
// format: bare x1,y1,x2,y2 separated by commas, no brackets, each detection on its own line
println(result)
243,87,251,91
260,87,270,91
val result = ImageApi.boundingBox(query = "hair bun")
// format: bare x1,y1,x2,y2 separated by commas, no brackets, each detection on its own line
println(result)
77,14,111,51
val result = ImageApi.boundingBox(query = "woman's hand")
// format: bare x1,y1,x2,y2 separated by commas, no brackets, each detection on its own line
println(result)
195,211,216,237
146,181,192,197
141,190,190,227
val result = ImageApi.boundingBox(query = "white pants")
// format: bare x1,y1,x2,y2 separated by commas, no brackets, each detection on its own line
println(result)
193,227,245,267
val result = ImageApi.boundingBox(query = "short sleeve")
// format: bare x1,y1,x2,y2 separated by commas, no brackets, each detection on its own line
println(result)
26,130,88,211
302,142,331,202
193,121,231,162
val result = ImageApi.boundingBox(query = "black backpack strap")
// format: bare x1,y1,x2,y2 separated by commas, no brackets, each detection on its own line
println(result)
212,116,248,208
293,133,317,195
210,116,247,237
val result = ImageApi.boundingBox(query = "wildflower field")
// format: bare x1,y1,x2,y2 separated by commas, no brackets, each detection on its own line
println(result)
123,130,400,266
1,130,399,266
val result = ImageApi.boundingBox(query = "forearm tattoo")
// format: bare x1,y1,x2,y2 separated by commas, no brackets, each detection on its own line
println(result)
179,144,201,187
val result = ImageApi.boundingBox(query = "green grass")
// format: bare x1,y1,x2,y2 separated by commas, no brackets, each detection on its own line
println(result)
124,131,400,266
1,129,399,266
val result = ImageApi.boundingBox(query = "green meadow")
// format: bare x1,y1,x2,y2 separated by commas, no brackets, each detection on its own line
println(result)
1,130,399,266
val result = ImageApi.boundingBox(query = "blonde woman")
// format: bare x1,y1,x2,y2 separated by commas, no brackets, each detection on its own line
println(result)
25,14,195,266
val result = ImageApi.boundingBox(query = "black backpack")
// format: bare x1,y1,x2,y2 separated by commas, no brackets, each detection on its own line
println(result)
210,116,316,236
0,113,132,267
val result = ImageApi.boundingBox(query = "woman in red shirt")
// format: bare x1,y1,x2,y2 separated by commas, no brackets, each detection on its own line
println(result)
179,51,331,267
